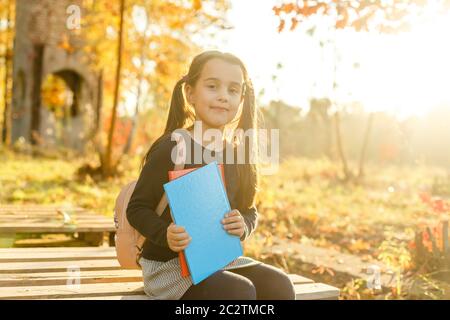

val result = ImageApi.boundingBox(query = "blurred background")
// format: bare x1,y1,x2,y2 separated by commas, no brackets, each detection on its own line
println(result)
0,0,450,299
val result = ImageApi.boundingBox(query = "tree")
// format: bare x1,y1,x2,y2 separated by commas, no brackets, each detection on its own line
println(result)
0,0,14,146
102,0,125,177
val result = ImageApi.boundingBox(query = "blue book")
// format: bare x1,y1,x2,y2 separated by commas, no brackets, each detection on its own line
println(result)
163,161,243,285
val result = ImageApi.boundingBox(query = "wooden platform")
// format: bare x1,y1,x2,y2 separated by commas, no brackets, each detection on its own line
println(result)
0,247,340,300
0,205,115,247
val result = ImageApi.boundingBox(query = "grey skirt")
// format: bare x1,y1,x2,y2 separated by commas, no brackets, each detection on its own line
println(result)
139,255,263,300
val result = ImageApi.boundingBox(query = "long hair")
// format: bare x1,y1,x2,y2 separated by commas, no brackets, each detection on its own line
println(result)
142,50,262,210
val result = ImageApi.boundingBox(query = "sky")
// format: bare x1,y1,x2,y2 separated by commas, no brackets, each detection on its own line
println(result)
196,0,450,120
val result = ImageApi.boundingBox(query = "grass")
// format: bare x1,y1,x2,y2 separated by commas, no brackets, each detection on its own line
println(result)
0,148,141,216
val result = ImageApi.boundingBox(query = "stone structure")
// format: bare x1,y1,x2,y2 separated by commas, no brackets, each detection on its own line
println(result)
11,0,101,151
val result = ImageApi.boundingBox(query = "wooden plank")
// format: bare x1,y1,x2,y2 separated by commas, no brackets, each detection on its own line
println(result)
0,258,121,272
0,205,114,234
0,251,116,262
0,208,85,213
288,274,314,285
294,283,340,300
0,269,143,287
0,282,145,299
0,217,61,222
0,282,337,300
0,209,89,214
0,205,84,209
0,222,113,228
0,218,112,225
0,211,108,219
0,208,108,218
0,247,117,254
1,283,339,300
0,214,112,220
0,221,113,229
0,225,115,233
48,295,153,300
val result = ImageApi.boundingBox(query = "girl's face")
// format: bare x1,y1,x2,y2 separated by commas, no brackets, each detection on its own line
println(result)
186,58,245,131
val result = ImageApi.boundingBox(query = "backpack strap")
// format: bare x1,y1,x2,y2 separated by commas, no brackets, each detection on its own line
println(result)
155,132,187,217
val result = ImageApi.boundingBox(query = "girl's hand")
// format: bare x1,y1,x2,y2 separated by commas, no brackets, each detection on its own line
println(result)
221,209,245,238
167,223,192,253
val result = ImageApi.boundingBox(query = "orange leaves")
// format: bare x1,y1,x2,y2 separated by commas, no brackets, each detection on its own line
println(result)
420,223,448,253
419,192,450,215
273,2,326,32
192,0,202,11
101,112,132,151
272,5,282,17
432,199,450,214
335,7,348,29
273,1,450,34
299,3,326,16
312,265,335,277
290,17,298,31
58,34,75,54
41,75,68,117
348,238,372,254
281,3,296,15
277,19,285,33
419,192,432,204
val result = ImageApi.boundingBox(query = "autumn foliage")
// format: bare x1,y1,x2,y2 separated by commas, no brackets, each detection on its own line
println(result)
273,0,450,33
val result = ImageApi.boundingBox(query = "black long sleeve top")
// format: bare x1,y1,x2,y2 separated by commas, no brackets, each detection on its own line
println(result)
126,132,259,262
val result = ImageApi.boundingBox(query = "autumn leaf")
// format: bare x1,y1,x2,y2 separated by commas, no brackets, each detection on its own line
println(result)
277,19,285,33
290,17,298,31
272,6,281,16
192,0,202,11
312,265,335,277
58,34,74,53
335,8,349,29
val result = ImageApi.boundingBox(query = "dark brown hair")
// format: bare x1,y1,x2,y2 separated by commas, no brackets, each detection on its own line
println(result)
142,50,261,210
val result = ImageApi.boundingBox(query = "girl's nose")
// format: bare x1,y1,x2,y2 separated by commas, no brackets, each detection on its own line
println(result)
217,92,229,103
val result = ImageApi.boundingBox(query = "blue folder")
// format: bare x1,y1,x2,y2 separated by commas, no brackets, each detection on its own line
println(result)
163,161,243,285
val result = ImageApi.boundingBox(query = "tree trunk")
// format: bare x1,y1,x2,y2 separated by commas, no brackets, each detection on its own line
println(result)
30,44,44,146
102,0,125,177
95,69,103,135
1,0,12,145
334,111,351,180
123,15,149,155
86,68,103,143
358,113,375,178
123,80,141,155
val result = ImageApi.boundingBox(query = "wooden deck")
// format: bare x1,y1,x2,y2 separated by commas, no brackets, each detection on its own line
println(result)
0,247,340,300
0,205,115,247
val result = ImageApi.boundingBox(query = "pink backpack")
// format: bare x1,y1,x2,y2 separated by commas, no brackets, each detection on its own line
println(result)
114,135,186,269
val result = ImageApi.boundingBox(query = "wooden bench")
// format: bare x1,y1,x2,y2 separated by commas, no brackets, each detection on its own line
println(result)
0,205,115,247
0,247,340,300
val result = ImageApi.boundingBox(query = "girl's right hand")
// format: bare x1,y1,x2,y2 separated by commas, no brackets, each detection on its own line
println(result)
167,222,192,252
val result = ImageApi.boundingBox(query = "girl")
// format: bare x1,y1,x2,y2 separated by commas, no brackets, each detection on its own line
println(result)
126,50,295,300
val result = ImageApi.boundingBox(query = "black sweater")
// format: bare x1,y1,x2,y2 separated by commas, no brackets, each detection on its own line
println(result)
126,132,259,262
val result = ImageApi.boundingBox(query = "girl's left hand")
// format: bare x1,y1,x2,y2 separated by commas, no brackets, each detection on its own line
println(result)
221,209,245,238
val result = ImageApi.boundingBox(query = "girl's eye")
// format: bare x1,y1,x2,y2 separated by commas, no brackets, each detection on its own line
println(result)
229,88,239,94
207,84,216,89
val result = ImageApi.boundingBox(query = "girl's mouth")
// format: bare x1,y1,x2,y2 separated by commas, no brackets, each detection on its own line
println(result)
210,106,228,112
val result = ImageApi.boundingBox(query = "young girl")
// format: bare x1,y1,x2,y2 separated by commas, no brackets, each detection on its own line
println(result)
126,50,295,300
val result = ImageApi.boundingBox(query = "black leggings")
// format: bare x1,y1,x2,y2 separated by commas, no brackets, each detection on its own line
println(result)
180,263,296,300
